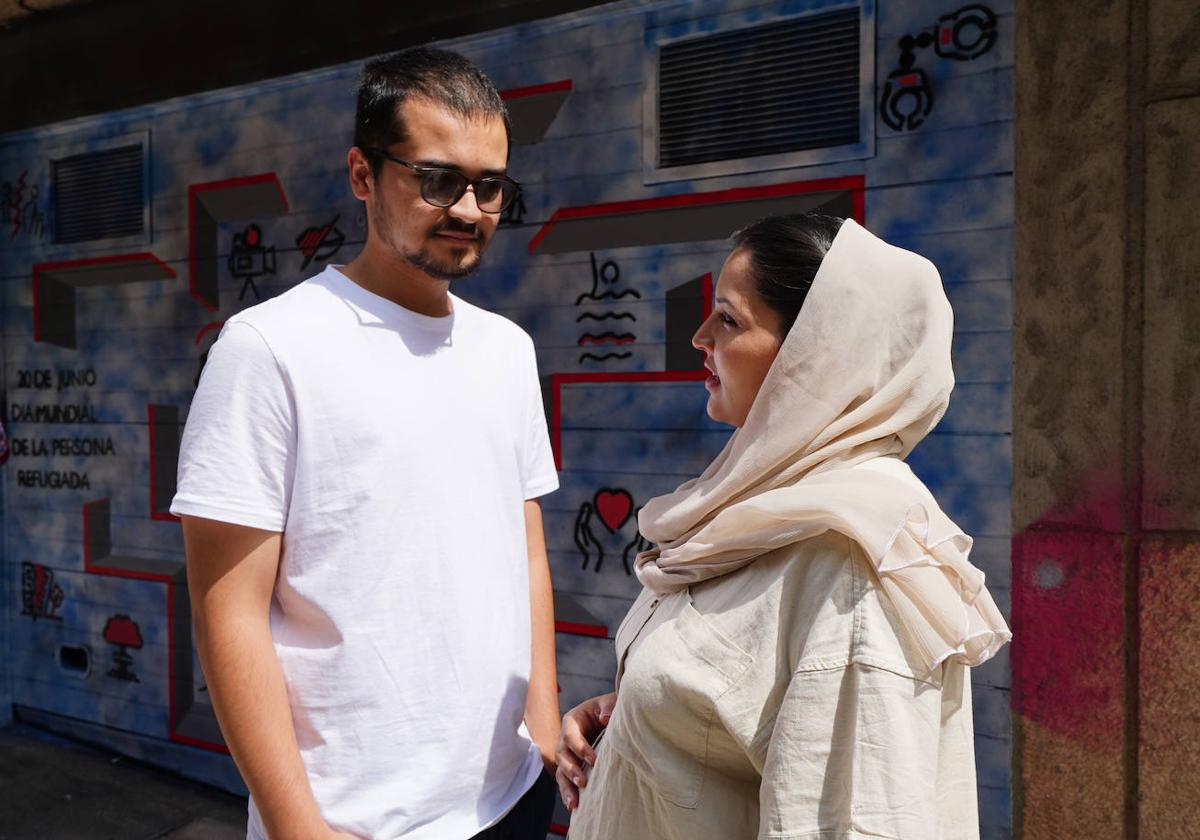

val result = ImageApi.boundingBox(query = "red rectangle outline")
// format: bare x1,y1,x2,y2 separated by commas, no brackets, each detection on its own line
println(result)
501,79,573,100
554,620,609,638
550,371,709,471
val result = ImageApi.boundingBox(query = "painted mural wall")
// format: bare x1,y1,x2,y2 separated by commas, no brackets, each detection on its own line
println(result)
0,0,1014,835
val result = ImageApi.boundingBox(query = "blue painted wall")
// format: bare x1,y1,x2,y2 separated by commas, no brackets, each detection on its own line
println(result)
0,0,1013,835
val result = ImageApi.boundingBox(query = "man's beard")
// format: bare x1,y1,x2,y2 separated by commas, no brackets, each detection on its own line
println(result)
373,194,489,281
403,235,485,281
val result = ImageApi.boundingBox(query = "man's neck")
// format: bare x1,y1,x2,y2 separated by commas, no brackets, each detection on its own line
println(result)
340,244,453,318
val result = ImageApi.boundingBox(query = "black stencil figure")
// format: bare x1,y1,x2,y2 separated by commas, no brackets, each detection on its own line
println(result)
934,4,998,61
577,253,639,364
21,562,64,622
4,170,37,237
574,502,602,569
880,65,935,132
228,223,276,302
574,488,650,575
879,4,997,132
576,253,640,306
21,184,45,240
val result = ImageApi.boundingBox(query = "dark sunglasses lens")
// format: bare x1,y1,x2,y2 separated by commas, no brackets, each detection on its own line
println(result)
421,170,467,207
479,180,518,212
474,180,506,211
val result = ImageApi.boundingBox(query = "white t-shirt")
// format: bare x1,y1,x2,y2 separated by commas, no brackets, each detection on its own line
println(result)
171,266,559,840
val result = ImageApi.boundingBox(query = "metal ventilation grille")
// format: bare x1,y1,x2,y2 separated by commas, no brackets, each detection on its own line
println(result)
53,144,145,243
658,8,861,168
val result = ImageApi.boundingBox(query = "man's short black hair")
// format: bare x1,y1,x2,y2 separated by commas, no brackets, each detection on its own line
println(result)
354,46,511,176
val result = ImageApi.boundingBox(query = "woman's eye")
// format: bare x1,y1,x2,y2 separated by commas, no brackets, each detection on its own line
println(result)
719,313,737,326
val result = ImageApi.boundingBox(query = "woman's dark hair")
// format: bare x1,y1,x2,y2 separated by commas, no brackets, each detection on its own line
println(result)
354,47,511,177
730,212,845,338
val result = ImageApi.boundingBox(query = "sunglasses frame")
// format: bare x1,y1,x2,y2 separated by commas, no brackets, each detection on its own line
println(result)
364,148,521,214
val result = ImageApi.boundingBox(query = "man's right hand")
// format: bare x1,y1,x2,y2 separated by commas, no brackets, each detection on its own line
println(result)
554,691,616,811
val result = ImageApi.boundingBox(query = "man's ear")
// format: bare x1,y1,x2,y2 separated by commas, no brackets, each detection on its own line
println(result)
347,147,374,202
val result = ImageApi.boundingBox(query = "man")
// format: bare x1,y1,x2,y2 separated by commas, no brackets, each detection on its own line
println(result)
173,47,560,840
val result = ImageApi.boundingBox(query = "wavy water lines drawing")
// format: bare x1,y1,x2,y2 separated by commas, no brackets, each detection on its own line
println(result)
576,252,640,366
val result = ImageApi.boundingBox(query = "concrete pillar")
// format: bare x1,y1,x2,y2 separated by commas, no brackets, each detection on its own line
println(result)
1014,0,1200,836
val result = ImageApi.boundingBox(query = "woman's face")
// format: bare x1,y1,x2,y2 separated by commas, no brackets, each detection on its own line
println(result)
692,247,785,428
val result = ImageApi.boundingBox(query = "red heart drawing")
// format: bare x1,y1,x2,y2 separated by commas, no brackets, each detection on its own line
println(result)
595,489,633,533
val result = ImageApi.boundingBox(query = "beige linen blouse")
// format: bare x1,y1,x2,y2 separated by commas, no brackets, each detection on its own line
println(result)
567,532,980,840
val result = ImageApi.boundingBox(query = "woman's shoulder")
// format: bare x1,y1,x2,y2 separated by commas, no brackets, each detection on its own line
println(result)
687,531,936,681
767,534,940,683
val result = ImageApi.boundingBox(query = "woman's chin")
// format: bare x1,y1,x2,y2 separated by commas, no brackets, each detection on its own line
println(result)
705,399,737,428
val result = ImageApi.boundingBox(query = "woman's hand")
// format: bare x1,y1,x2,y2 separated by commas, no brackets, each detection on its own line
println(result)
554,691,617,811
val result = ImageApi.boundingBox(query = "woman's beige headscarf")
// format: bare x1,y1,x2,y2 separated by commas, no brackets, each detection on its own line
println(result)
634,218,1010,671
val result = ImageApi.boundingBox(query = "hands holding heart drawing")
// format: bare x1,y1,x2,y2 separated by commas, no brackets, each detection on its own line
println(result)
573,488,651,575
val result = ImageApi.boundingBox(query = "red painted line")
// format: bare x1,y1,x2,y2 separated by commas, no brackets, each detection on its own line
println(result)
550,370,708,469
941,28,952,45
529,176,866,254
549,821,569,836
170,731,231,754
900,73,920,86
500,79,573,100
577,334,636,346
84,563,172,584
550,371,563,471
193,321,225,346
190,172,289,210
554,620,609,638
32,252,177,276
298,227,326,256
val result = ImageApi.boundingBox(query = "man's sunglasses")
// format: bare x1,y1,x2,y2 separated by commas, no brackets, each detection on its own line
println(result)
365,148,521,214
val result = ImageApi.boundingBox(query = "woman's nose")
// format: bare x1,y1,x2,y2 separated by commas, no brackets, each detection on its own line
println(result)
692,314,714,351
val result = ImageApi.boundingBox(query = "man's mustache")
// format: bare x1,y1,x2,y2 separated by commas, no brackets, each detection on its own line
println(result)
432,220,479,238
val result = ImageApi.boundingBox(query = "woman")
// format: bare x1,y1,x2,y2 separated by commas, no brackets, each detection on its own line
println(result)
555,214,1011,839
